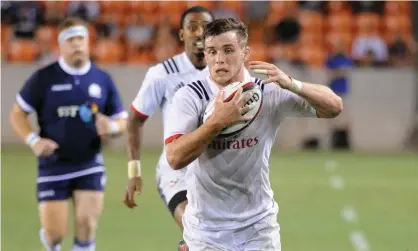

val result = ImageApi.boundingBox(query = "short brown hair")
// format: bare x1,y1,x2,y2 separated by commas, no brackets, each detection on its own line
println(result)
203,18,248,47
59,17,87,32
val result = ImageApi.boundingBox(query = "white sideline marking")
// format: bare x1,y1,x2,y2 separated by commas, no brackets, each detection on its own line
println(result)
350,231,371,251
325,160,338,172
341,206,358,223
329,175,345,190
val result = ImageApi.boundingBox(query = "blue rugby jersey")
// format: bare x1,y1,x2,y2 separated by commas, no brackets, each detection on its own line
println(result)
16,58,127,179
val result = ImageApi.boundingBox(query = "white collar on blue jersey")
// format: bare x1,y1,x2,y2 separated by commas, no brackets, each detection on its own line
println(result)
58,57,91,76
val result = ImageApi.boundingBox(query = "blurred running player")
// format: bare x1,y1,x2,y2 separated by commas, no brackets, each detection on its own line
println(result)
164,18,343,250
9,17,127,251
123,5,214,250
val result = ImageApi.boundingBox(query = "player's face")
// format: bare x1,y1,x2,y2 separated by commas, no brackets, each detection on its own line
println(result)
60,35,89,67
204,31,250,86
180,12,213,60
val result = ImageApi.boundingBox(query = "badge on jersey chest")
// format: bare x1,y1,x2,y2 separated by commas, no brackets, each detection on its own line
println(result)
88,83,102,98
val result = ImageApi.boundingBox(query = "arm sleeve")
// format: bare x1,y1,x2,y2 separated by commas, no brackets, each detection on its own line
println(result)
104,74,128,119
130,76,166,119
16,71,43,114
272,86,317,119
164,87,201,145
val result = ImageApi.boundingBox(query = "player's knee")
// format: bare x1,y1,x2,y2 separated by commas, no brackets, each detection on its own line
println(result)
75,214,98,234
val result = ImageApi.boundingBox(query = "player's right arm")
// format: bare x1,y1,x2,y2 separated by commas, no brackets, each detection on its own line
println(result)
124,72,166,208
127,66,168,162
9,72,58,156
165,87,251,170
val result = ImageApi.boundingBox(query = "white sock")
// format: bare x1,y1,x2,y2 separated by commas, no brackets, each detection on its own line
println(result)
39,228,61,251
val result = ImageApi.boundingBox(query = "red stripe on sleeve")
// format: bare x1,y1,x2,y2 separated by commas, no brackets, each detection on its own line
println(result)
164,134,183,145
130,105,149,120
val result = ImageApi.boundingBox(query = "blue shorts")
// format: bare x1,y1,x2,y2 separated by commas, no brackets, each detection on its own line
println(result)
37,172,106,202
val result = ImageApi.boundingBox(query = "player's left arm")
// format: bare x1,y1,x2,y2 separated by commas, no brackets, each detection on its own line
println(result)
98,74,128,137
249,61,343,118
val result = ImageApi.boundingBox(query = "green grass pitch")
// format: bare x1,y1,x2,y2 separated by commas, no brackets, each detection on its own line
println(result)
2,146,417,251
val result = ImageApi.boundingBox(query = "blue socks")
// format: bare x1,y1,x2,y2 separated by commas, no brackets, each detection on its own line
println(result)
70,238,96,251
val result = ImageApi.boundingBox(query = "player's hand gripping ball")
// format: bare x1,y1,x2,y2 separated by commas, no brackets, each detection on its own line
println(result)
203,81,263,138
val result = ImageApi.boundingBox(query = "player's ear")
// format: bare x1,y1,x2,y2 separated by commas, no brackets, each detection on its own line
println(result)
179,29,185,42
243,46,251,61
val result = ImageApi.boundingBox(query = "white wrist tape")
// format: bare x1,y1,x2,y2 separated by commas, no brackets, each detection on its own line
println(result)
289,77,303,93
25,132,40,148
109,121,120,135
128,160,141,179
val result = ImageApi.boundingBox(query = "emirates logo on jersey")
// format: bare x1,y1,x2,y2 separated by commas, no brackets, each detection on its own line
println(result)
208,137,259,150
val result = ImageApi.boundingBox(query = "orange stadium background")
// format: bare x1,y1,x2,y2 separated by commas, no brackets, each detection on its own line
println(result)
1,1,416,67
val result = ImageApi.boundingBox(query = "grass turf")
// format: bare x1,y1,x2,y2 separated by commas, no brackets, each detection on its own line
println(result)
2,146,417,251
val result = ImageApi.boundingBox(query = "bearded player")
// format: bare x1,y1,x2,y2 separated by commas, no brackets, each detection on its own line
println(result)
123,6,214,249
164,18,343,250
9,17,127,251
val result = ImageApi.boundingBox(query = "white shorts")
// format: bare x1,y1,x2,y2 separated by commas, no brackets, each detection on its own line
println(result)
156,158,188,211
183,212,281,251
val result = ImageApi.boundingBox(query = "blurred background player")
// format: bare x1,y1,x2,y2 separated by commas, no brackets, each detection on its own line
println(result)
9,17,127,251
326,40,354,150
123,5,214,250
164,18,343,250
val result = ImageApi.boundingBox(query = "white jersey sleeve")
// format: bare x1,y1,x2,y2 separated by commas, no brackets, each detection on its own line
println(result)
271,85,318,119
164,85,202,144
144,63,170,81
130,54,192,118
131,74,166,119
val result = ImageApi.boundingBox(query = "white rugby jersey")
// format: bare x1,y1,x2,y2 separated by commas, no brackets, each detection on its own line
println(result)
131,52,206,120
131,68,208,125
165,70,318,230
131,53,209,174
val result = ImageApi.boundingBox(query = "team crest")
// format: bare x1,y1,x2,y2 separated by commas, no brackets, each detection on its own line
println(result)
88,83,102,98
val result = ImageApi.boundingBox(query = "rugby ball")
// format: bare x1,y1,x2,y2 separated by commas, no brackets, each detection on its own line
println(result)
203,81,263,138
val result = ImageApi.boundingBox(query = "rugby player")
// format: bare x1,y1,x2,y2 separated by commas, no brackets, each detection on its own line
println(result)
165,18,343,251
10,17,127,251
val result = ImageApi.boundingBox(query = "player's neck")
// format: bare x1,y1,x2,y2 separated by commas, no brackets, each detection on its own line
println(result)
225,67,246,86
186,52,206,70
232,67,246,83
63,57,87,69
58,57,91,76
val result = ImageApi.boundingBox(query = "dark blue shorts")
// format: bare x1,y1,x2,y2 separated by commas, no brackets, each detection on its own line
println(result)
37,172,106,202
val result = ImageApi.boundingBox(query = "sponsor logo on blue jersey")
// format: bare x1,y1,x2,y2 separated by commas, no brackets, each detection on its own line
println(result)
58,102,98,123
